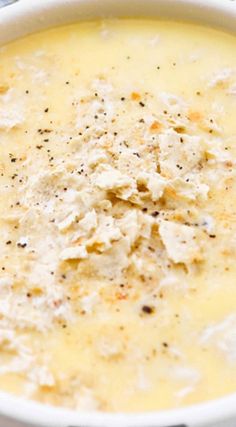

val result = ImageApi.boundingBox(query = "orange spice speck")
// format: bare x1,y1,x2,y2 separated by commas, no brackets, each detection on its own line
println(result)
0,85,9,94
131,92,141,101
150,121,162,132
116,292,127,300
188,111,202,122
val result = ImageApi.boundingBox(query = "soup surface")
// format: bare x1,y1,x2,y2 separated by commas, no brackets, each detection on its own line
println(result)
0,19,236,412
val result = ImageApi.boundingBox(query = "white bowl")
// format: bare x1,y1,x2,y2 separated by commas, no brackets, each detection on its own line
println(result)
0,0,236,426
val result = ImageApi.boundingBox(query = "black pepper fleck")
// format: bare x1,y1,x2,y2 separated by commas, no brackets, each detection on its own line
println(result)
142,305,154,314
151,211,160,217
162,342,169,348
17,243,27,248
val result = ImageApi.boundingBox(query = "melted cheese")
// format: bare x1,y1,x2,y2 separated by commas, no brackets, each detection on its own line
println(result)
0,19,236,412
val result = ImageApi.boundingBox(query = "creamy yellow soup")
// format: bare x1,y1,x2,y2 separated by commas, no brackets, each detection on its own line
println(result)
0,19,236,412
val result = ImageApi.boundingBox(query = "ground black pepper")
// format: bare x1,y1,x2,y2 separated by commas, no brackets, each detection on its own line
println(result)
142,305,154,314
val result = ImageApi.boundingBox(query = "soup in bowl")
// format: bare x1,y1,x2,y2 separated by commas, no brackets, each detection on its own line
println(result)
0,1,236,426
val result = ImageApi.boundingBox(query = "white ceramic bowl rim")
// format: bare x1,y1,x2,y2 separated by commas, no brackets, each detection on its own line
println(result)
0,1,236,426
